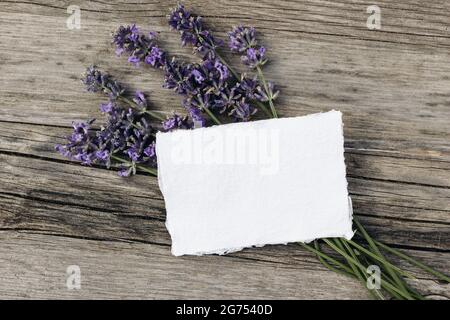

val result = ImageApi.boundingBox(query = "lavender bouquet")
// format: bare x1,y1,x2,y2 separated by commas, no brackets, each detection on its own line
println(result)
56,4,449,299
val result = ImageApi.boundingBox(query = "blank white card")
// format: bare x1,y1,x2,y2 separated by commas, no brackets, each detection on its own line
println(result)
156,110,353,256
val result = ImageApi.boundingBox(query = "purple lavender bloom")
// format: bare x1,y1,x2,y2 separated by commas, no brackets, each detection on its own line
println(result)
227,25,280,114
214,60,228,82
118,164,135,177
144,141,156,158
168,4,223,59
127,148,140,162
55,119,103,166
229,99,257,122
168,3,192,31
99,101,114,113
162,113,193,131
82,66,124,100
235,74,258,100
189,92,212,111
214,87,242,113
113,25,166,68
242,47,267,69
113,24,139,56
95,149,110,161
145,46,165,67
57,105,157,176
132,91,148,111
163,58,198,95
128,55,141,66
227,25,257,53
228,25,266,69
191,69,205,84
254,81,279,102
200,58,229,89
186,106,207,127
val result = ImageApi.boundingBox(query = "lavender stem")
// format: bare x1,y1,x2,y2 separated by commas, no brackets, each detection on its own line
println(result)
203,107,222,125
256,65,278,118
111,154,158,176
119,96,165,121
215,51,273,118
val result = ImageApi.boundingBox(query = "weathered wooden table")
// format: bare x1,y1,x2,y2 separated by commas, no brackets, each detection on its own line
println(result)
0,0,449,299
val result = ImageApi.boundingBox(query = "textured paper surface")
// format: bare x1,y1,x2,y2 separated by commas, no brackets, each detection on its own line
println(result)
156,110,353,256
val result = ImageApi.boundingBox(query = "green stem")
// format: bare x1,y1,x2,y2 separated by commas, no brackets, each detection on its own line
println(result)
204,107,222,125
373,240,450,283
339,239,385,300
215,52,273,119
119,97,165,121
353,219,413,299
256,65,278,118
111,155,158,176
135,165,158,176
357,248,401,299
344,239,415,279
99,84,165,122
313,240,353,277
334,239,363,279
323,239,414,300
298,242,354,275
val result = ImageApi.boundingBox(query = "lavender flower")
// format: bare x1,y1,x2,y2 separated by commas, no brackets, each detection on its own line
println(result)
56,105,157,176
186,106,207,127
234,74,258,100
227,25,279,117
113,25,166,68
118,162,136,177
228,25,266,68
145,46,165,67
228,25,257,53
132,90,150,113
168,4,223,59
82,66,124,99
162,113,193,131
99,101,114,113
55,119,100,166
254,81,279,102
110,10,259,124
163,58,198,95
215,87,242,112
144,141,156,158
229,99,257,121
242,47,267,69
83,66,166,122
163,56,237,122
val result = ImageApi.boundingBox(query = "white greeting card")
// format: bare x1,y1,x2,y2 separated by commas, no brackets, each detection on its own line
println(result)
156,110,353,256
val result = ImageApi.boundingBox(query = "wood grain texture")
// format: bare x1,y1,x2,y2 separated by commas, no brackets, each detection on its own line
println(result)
0,0,449,299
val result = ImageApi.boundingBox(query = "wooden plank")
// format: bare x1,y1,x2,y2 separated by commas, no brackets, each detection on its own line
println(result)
2,121,450,188
0,1,449,164
0,0,449,299
0,231,372,299
0,231,447,299
0,150,449,254
1,122,449,231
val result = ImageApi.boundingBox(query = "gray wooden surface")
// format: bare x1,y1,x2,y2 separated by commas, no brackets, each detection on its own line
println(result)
0,0,449,299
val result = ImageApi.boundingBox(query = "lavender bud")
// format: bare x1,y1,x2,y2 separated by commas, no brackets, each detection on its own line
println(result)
168,4,223,59
229,99,257,122
113,24,166,68
242,47,267,69
162,113,193,131
82,66,124,100
227,25,257,53
186,106,207,127
254,82,279,102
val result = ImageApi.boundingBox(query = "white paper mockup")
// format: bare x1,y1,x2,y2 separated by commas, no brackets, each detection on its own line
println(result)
156,110,353,256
